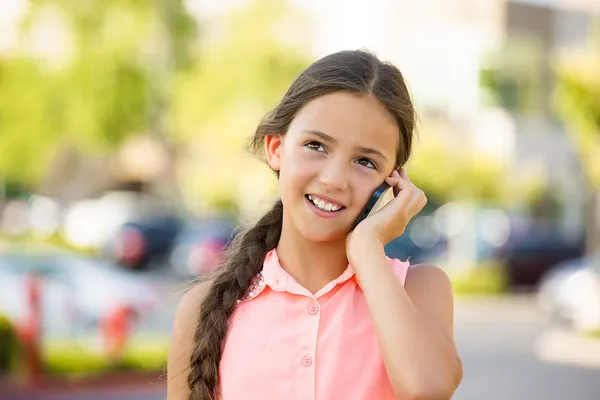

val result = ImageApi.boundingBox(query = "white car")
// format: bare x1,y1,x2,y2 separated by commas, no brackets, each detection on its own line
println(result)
0,247,162,337
537,253,600,333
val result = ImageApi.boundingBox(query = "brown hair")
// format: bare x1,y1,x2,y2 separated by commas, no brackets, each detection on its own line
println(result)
187,49,416,399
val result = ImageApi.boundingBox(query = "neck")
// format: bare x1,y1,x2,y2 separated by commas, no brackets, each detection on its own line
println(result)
276,217,349,294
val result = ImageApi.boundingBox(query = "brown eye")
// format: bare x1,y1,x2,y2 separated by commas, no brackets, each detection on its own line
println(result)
305,141,325,152
356,158,376,169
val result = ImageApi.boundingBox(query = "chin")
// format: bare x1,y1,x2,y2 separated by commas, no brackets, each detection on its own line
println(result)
296,221,349,243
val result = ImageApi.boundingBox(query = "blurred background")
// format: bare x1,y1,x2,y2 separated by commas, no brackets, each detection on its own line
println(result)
0,0,599,399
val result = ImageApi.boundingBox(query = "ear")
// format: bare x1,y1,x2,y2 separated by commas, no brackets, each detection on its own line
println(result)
265,135,283,171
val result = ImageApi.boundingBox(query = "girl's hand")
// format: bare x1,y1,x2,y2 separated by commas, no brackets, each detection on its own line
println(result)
347,168,427,255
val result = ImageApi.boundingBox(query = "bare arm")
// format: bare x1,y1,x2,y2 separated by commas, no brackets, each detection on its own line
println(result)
167,281,212,400
350,236,463,400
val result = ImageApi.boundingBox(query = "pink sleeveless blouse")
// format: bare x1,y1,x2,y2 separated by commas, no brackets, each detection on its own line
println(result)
219,249,410,399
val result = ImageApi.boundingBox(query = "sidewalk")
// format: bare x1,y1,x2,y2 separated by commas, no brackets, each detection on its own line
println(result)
0,370,165,399
535,328,600,369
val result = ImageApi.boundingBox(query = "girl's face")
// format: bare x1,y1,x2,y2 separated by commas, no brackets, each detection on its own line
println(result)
266,91,400,242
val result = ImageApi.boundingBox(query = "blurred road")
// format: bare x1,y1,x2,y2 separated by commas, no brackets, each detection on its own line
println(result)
454,295,600,400
4,391,165,400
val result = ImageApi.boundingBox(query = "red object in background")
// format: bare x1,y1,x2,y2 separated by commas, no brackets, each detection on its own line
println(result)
189,238,226,275
115,228,146,266
101,305,135,362
15,273,44,384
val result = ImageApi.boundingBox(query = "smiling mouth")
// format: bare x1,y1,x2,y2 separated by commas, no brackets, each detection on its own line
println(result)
305,194,346,212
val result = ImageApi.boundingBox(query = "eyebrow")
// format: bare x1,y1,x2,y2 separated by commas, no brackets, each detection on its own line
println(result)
303,129,388,162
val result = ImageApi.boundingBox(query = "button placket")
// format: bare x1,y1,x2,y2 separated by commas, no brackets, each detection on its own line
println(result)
295,298,319,400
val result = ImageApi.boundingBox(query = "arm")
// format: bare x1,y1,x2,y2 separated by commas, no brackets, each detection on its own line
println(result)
167,281,212,400
347,169,462,399
350,236,463,400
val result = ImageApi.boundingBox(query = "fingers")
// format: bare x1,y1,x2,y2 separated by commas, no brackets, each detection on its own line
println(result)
390,168,427,211
385,168,413,197
384,169,400,185
364,168,428,242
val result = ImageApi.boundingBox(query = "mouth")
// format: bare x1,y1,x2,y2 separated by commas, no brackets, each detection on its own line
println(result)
305,194,346,213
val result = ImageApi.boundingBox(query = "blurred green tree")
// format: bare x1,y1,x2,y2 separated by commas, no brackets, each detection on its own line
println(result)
171,0,310,213
408,117,515,207
0,57,62,184
0,0,196,191
554,33,600,253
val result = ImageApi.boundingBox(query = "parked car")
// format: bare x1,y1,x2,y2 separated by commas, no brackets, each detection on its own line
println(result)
103,213,183,270
488,227,584,287
384,214,447,265
537,253,600,333
62,191,171,250
169,217,239,278
0,247,161,337
384,233,447,265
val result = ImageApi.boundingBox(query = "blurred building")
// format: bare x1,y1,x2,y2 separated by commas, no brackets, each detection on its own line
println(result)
499,0,598,237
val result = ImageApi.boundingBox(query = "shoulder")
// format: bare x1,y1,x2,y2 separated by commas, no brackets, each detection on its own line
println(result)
405,263,453,294
171,279,214,346
167,280,213,399
386,258,452,293
176,280,213,322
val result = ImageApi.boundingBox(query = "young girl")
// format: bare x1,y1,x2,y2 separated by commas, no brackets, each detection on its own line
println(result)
168,50,463,400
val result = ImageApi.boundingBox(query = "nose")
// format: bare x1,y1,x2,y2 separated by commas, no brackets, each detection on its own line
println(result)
318,158,348,191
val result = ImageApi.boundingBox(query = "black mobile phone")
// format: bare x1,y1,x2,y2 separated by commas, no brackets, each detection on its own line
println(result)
352,181,396,230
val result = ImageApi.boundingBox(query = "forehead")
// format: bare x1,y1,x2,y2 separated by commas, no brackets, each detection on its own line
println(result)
288,91,399,156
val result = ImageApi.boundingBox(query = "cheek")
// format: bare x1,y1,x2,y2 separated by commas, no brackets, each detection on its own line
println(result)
351,174,382,207
279,149,317,189
355,184,373,207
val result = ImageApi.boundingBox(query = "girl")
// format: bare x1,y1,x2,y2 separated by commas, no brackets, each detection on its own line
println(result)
168,50,463,400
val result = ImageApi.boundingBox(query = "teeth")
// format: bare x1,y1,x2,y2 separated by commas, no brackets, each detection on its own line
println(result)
308,195,342,212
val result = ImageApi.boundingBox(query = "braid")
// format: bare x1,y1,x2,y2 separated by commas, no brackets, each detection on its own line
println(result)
187,200,284,399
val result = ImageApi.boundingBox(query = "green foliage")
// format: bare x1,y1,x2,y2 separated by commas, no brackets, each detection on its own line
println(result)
587,329,600,338
0,58,62,183
479,36,545,116
449,261,508,295
44,334,169,374
408,119,513,206
172,0,311,210
554,54,600,188
0,315,19,373
173,0,309,136
0,0,197,185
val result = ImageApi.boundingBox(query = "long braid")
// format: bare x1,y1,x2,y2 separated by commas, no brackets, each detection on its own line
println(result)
187,200,283,399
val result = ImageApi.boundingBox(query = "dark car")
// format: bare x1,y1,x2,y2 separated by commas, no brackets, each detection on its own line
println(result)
104,214,183,270
384,229,447,265
490,228,584,287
